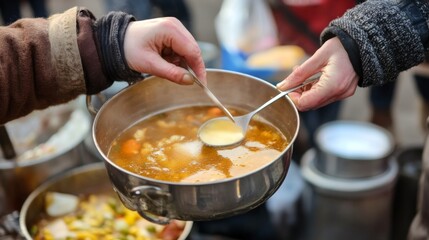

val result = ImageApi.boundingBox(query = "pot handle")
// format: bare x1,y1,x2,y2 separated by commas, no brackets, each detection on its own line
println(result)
131,185,172,225
86,93,106,116
85,79,144,116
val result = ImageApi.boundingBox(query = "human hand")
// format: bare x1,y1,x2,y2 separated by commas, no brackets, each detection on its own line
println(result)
276,37,359,111
123,17,206,85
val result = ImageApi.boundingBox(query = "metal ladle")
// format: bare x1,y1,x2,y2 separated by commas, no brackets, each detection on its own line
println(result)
198,73,322,147
0,125,16,159
185,64,235,122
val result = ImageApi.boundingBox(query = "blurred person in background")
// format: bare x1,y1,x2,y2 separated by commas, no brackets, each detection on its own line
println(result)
104,0,192,32
0,0,48,25
268,0,357,158
369,63,429,137
276,0,429,238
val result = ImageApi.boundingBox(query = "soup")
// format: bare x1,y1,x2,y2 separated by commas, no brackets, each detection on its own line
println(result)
107,106,288,183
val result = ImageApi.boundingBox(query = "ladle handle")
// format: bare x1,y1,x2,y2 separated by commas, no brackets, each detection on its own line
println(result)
253,73,321,114
185,65,236,123
0,125,16,159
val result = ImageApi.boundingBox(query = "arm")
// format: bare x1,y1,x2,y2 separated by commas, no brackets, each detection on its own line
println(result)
277,0,429,111
0,7,205,124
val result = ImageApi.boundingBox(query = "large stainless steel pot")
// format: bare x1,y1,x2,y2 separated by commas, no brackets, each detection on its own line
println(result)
301,149,398,240
91,69,299,224
19,162,193,240
0,101,91,215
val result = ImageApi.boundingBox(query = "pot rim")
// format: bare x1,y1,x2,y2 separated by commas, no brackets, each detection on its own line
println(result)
0,108,91,169
93,69,300,186
301,149,398,193
315,120,395,161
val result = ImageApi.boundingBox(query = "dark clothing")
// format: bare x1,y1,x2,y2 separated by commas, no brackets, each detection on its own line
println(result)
0,0,48,25
322,0,429,88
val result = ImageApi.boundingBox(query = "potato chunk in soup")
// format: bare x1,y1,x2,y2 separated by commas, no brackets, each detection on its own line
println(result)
107,106,288,183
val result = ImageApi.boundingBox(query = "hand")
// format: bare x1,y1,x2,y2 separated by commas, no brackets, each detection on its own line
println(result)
276,37,359,111
123,17,207,85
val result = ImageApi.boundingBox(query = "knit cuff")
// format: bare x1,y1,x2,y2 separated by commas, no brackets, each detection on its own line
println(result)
322,1,425,87
94,11,143,82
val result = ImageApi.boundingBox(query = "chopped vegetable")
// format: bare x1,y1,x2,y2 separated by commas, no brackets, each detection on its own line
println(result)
207,107,223,117
33,193,186,240
121,139,141,155
45,192,79,217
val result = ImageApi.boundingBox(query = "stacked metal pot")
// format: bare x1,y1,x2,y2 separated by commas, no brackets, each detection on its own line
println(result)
300,121,398,240
0,100,92,216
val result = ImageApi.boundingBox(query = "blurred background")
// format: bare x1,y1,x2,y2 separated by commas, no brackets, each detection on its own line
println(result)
3,0,424,147
0,1,427,240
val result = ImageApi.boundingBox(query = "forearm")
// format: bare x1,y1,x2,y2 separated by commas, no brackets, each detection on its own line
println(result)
0,7,138,124
0,7,91,124
321,0,429,87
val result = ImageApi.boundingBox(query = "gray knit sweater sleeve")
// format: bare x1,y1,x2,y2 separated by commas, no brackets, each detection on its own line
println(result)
321,0,429,87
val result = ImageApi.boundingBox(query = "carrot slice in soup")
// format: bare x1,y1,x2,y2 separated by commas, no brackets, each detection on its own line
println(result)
121,139,141,155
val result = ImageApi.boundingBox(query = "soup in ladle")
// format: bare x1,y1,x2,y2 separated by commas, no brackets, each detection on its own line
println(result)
107,106,288,183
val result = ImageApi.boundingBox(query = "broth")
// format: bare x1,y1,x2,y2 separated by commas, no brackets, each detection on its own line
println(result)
107,106,288,183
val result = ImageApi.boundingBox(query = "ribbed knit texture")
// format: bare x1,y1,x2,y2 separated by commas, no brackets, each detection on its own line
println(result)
94,11,142,82
321,0,429,87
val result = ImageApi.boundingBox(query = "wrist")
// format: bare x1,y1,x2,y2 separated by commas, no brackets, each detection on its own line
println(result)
94,11,142,82
321,27,364,86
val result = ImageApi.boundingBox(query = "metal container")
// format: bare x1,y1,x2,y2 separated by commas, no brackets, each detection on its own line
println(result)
301,149,398,240
0,102,91,215
391,147,422,240
19,163,193,240
91,69,299,224
314,121,395,178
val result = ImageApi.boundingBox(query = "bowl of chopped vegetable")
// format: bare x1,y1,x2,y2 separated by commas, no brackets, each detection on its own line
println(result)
19,162,193,240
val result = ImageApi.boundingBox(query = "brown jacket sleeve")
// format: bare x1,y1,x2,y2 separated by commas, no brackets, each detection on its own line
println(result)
0,7,110,124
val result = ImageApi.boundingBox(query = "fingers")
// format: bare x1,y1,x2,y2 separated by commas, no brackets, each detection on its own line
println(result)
276,37,359,111
276,43,330,90
290,71,358,111
124,18,206,85
141,52,195,85
159,18,207,83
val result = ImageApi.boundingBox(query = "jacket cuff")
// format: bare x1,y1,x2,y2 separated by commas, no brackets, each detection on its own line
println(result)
94,11,143,82
321,27,364,86
48,7,86,97
76,8,113,94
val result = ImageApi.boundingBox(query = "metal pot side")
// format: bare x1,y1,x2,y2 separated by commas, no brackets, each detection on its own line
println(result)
300,149,398,240
0,106,91,215
92,69,299,223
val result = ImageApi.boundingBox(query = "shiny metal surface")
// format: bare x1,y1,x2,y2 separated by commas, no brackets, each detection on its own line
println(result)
0,105,91,215
0,125,16,159
19,163,193,240
91,69,299,223
301,149,398,240
314,121,395,178
185,64,235,123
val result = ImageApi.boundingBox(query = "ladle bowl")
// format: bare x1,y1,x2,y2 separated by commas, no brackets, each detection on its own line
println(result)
198,73,321,147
